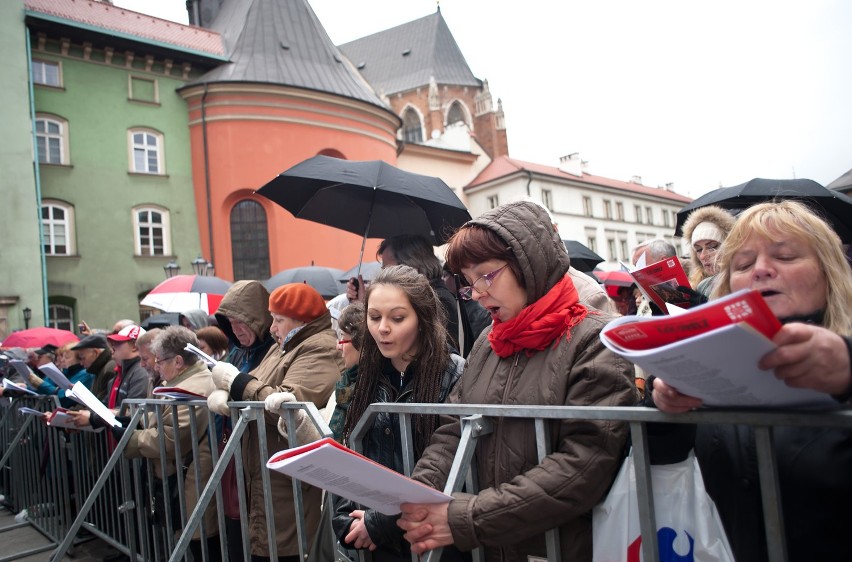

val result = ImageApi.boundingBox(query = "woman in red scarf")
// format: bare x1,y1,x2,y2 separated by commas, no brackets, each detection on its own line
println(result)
397,200,637,562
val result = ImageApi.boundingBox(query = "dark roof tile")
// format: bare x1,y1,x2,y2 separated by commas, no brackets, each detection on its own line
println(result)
190,0,386,109
339,10,480,95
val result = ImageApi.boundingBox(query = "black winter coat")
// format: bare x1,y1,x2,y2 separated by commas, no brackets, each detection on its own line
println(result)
646,333,852,562
332,353,466,562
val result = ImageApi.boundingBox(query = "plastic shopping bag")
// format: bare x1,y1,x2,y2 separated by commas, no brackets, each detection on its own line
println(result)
593,451,734,562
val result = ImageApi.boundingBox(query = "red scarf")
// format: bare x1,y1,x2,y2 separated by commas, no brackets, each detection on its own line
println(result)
488,274,589,358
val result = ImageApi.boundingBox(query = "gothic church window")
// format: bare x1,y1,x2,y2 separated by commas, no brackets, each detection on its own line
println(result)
446,101,466,126
402,108,423,143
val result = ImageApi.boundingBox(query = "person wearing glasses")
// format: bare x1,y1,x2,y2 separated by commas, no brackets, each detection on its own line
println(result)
112,326,220,561
682,205,736,297
328,265,466,562
397,201,636,562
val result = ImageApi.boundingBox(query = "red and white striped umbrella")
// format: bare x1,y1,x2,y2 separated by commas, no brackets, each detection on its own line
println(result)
140,275,233,314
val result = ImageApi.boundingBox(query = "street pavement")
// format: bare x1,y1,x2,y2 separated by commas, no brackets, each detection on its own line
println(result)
1,505,116,562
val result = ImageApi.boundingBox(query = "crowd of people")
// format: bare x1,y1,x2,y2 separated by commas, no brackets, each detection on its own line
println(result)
1,197,851,562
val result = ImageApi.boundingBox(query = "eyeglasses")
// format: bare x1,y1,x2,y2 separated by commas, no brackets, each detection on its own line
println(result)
458,264,509,300
337,339,352,346
154,356,176,365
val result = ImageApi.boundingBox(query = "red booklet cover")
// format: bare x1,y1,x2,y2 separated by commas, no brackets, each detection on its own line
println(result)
629,257,693,311
602,289,782,351
152,387,207,400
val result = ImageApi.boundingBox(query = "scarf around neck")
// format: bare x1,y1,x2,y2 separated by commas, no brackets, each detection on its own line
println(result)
488,274,589,358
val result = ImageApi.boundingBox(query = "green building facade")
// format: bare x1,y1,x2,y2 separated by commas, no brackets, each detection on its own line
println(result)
0,1,226,336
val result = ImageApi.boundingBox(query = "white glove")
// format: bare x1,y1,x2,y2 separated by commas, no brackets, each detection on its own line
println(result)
207,389,231,415
264,391,297,412
210,361,241,391
265,392,321,445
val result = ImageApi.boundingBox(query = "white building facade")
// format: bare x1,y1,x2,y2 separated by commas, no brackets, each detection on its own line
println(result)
464,154,692,269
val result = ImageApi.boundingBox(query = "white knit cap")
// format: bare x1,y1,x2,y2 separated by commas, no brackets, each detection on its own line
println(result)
691,221,725,245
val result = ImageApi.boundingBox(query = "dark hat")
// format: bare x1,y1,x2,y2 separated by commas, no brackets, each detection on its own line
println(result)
34,344,58,355
71,334,109,350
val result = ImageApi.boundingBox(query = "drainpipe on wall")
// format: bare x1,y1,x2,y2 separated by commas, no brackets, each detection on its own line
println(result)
26,31,49,323
526,170,533,197
201,83,214,268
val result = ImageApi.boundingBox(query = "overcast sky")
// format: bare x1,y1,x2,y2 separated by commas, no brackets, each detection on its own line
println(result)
114,0,852,199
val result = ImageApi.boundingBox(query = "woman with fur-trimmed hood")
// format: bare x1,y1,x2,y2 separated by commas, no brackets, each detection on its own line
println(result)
682,205,736,296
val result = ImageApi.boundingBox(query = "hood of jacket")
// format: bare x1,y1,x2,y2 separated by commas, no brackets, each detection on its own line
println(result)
180,309,209,330
682,205,737,285
215,280,273,349
467,201,571,304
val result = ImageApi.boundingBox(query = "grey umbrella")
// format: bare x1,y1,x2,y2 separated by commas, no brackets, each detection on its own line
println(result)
264,266,346,299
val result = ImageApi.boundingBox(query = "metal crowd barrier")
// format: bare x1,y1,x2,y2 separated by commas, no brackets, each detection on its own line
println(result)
0,394,74,562
6,394,851,562
50,398,334,562
347,403,852,562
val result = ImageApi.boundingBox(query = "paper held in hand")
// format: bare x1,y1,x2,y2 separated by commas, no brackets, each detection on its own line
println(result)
47,408,104,432
600,289,838,408
183,343,216,367
39,362,73,390
620,257,693,312
66,381,122,427
2,378,37,395
267,437,451,515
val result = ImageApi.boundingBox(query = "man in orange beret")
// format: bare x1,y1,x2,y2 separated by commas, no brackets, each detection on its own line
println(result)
207,282,343,561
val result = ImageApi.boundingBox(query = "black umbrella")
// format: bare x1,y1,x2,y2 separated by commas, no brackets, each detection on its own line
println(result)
141,312,181,329
256,156,472,269
675,178,852,242
264,265,346,299
562,240,605,272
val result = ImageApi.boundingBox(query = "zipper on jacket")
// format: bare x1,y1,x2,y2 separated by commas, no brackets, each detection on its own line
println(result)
495,354,521,471
495,353,521,562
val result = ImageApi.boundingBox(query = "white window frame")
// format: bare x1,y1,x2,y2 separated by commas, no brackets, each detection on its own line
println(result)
32,59,62,87
583,196,593,217
133,206,171,256
41,201,75,256
128,129,165,174
48,304,74,331
603,199,612,219
587,236,597,253
541,189,553,211
486,194,500,209
35,115,69,165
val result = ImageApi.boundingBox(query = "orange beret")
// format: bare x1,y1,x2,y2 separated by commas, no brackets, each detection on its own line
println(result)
268,283,327,323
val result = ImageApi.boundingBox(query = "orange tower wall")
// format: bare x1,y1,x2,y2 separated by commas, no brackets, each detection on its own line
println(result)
182,84,401,280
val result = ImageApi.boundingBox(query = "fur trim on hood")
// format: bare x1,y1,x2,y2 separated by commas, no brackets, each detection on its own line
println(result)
682,205,736,286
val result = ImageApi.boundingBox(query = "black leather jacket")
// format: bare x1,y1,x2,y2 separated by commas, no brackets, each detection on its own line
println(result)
331,353,465,561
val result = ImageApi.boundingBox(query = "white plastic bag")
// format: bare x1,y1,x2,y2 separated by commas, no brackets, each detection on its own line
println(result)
593,451,735,562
